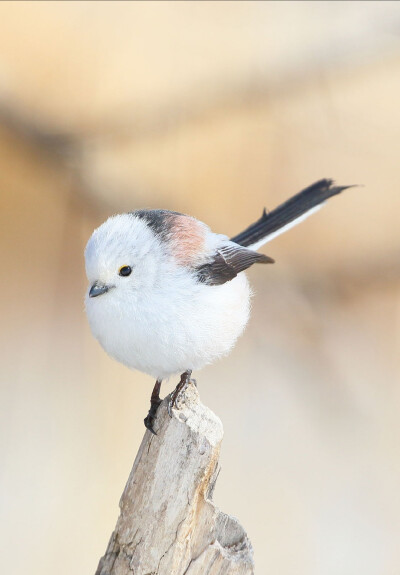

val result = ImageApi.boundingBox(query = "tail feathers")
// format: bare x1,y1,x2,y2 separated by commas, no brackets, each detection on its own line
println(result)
230,179,352,250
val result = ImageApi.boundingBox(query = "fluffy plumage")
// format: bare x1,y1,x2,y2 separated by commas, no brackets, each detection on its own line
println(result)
85,213,251,379
85,179,349,381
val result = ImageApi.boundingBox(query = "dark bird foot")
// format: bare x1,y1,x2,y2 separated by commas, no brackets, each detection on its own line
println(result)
168,370,193,417
144,379,162,435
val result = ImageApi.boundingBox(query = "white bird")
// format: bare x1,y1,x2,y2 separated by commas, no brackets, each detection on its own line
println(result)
85,179,349,433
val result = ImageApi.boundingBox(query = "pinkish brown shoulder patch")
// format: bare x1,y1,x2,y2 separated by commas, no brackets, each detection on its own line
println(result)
167,214,206,265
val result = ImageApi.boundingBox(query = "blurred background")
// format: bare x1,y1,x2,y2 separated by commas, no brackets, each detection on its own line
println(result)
0,2,399,574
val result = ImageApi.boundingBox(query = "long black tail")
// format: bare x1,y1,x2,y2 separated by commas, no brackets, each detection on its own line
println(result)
230,179,351,249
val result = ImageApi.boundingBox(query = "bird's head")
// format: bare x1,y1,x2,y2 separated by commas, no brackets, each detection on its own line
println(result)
84,213,166,304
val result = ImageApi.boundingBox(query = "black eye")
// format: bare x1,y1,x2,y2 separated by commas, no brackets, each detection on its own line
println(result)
119,265,132,277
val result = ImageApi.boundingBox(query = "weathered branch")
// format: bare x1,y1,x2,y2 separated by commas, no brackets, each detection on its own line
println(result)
95,382,254,575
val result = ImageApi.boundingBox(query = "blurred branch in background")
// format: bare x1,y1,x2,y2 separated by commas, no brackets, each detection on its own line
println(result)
2,92,400,295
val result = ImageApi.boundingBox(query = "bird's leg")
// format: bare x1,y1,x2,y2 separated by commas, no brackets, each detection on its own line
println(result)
168,369,193,417
144,379,162,435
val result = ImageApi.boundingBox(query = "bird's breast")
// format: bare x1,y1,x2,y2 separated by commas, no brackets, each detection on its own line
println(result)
85,272,251,380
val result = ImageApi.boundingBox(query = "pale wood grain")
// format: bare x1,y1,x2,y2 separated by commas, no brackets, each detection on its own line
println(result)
95,382,254,575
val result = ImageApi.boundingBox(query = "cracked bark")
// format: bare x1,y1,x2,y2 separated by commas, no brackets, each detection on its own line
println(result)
95,383,255,575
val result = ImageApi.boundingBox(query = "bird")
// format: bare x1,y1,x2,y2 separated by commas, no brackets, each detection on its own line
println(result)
85,179,350,434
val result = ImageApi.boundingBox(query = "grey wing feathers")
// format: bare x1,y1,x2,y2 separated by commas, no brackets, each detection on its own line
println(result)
195,244,274,286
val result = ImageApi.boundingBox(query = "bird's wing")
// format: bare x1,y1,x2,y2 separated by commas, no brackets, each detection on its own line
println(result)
195,243,274,286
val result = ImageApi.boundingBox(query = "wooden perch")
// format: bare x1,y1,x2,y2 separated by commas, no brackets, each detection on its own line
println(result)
95,382,255,575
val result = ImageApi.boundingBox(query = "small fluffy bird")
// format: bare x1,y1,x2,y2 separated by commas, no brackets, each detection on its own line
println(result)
85,179,349,433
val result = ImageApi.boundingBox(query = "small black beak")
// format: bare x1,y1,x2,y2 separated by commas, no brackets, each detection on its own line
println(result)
89,282,110,298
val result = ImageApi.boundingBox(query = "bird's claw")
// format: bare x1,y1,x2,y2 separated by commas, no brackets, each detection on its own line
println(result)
167,370,194,418
167,393,181,418
144,379,162,434
167,397,174,418
144,395,162,435
144,414,158,435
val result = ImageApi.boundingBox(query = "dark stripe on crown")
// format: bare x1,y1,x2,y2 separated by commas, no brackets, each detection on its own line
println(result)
132,209,184,239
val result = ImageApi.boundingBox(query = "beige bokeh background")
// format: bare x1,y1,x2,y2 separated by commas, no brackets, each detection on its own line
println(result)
1,2,399,574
